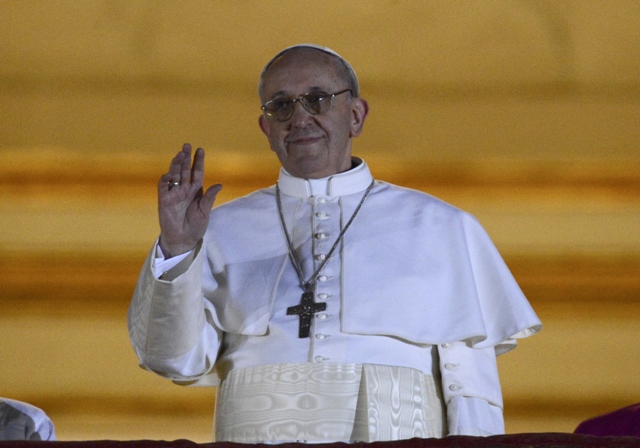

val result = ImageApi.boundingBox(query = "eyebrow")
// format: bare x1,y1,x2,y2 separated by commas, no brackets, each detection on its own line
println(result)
269,86,328,100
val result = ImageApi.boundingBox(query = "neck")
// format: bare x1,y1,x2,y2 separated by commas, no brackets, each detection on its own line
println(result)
277,157,372,199
286,158,363,196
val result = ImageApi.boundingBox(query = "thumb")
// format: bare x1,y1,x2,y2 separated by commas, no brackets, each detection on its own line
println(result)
201,183,223,209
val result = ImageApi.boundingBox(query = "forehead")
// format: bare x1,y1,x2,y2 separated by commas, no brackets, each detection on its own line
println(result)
261,49,342,97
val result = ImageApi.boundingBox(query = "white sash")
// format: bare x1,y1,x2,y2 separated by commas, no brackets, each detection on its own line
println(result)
214,363,446,443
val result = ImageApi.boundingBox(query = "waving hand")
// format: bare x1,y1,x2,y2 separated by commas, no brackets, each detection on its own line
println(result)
158,144,222,258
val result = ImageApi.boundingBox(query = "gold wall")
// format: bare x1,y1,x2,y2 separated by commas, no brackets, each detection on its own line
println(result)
1,1,639,441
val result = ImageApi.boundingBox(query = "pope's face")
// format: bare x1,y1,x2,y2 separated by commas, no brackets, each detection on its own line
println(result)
259,49,368,179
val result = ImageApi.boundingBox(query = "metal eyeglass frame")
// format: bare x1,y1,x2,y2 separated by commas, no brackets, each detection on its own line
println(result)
261,88,352,122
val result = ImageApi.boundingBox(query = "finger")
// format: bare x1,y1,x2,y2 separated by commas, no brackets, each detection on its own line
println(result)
191,147,206,186
158,173,183,196
200,184,223,211
180,143,192,185
158,172,172,195
167,147,188,180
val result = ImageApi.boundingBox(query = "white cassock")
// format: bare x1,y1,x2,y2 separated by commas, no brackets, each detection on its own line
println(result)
128,158,541,443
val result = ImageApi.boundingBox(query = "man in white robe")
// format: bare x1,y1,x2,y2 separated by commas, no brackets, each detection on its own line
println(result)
128,44,541,443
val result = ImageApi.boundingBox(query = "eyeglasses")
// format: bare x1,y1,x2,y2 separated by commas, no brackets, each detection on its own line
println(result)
261,89,352,122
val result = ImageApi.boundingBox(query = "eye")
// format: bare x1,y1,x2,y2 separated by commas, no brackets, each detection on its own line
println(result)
271,98,292,111
305,93,329,104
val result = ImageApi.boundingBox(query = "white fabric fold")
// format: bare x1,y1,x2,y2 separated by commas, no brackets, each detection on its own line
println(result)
199,162,540,350
129,240,216,360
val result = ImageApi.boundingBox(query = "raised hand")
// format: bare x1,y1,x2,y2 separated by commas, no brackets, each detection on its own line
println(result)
158,144,222,258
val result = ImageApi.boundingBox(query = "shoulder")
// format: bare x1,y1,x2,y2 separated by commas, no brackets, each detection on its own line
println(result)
373,180,457,207
211,186,276,216
206,186,280,237
370,180,477,223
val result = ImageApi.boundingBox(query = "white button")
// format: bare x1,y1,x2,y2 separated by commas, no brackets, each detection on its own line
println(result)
314,233,329,239
159,271,168,280
315,254,326,261
441,343,452,348
315,356,324,362
315,212,328,218
315,334,326,340
444,363,457,370
317,293,329,299
449,384,461,391
317,198,327,203
317,275,328,282
317,313,328,319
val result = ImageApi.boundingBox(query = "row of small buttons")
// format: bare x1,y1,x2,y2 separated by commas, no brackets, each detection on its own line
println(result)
312,281,331,362
312,196,335,364
314,304,331,361
440,343,462,391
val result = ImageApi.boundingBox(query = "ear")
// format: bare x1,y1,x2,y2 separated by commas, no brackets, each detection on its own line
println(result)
349,98,369,138
258,114,269,137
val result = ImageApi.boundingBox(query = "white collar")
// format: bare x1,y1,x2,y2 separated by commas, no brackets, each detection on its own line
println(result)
277,158,373,198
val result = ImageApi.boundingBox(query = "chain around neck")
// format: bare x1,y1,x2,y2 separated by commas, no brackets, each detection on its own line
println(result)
276,179,375,291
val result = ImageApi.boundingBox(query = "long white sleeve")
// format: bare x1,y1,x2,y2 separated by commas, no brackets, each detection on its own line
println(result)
0,398,57,441
446,396,504,436
127,241,222,383
439,342,505,436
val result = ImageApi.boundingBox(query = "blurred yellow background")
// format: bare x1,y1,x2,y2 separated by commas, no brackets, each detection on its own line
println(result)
1,0,639,442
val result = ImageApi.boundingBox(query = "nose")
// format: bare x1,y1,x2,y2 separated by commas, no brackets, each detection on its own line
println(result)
289,99,314,127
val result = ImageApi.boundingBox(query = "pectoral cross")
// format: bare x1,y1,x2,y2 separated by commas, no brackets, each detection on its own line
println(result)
287,288,327,338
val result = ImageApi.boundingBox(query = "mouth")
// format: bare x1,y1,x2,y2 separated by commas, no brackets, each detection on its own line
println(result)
286,135,322,146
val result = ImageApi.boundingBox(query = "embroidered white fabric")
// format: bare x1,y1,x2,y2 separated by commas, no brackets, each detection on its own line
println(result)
214,363,445,443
